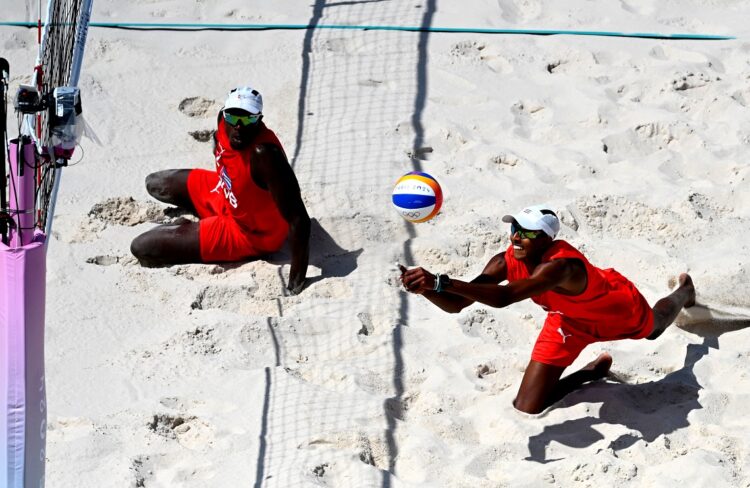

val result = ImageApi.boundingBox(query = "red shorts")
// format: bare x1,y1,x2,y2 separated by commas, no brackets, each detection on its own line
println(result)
187,169,274,262
530,305,654,368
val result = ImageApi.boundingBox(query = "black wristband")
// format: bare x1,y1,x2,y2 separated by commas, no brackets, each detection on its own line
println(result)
436,274,452,292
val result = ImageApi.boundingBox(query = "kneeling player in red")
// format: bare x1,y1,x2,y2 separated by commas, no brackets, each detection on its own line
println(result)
131,86,310,294
399,204,696,414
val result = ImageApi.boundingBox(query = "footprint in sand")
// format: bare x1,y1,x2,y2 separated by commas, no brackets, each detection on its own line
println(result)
357,312,374,336
133,326,222,377
475,363,497,378
384,392,420,421
450,40,485,60
317,37,365,55
89,38,132,63
66,197,172,243
479,44,514,73
147,413,214,450
178,97,216,118
301,431,389,471
3,32,28,50
88,196,173,227
601,121,695,162
447,40,514,74
671,72,716,92
189,129,215,142
130,455,153,488
159,396,207,411
490,151,524,168
85,255,120,266
474,361,514,394
47,416,96,441
685,192,730,222
545,49,599,76
458,308,518,346
510,100,550,139
178,326,222,356
86,252,139,267
497,0,542,23
575,195,694,244
191,285,258,313
190,282,286,317
238,320,278,365
731,87,750,107
619,0,655,16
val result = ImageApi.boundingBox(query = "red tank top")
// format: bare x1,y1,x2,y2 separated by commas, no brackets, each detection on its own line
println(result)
211,119,289,238
504,240,651,332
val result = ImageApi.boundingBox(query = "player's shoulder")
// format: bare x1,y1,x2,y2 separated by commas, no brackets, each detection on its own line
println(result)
253,142,280,156
255,141,289,162
483,251,507,273
533,256,584,284
252,143,286,168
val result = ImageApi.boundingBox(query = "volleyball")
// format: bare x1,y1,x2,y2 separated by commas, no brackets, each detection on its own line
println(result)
391,171,443,223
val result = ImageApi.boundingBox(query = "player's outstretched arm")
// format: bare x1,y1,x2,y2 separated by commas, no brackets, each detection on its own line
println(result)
400,265,468,313
400,253,508,313
447,259,578,309
255,144,311,295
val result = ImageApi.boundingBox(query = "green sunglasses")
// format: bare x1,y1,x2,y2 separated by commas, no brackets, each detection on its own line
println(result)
223,111,262,127
511,222,543,239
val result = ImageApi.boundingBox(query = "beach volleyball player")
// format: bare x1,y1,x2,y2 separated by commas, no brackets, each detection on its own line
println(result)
399,204,696,414
130,87,310,294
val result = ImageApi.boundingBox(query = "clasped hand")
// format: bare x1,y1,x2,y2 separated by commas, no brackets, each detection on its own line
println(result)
399,265,435,294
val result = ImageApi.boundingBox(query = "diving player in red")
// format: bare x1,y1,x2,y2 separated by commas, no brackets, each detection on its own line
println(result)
399,205,696,414
131,87,310,294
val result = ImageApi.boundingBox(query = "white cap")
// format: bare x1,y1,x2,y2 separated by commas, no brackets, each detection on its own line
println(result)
224,86,263,114
502,204,560,239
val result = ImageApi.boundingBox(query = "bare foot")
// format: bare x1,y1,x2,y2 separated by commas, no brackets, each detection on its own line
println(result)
583,352,613,380
678,273,696,308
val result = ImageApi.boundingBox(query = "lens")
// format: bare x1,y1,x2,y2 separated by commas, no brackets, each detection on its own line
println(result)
511,222,541,239
223,112,239,125
224,112,260,126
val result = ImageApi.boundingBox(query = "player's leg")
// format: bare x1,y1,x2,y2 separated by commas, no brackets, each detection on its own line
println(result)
514,353,612,414
647,273,696,340
130,221,201,266
145,169,197,213
514,360,566,414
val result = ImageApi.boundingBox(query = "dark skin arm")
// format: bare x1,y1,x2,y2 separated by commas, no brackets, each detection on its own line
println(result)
252,143,310,295
400,253,587,311
399,252,508,313
403,251,593,414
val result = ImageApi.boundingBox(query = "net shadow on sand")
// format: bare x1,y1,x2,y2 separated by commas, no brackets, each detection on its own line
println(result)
253,0,436,485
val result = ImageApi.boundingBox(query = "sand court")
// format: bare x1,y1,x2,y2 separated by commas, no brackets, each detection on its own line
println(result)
2,0,750,486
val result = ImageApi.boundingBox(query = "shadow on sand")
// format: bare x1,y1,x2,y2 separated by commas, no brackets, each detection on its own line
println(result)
526,304,750,463
269,217,363,290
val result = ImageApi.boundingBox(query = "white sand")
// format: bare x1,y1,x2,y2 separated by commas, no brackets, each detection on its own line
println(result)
3,0,750,486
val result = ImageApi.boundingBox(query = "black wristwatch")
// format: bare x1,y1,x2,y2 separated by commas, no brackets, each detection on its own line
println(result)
434,273,452,293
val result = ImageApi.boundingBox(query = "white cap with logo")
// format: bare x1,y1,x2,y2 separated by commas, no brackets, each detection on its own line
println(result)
502,204,560,239
224,86,263,114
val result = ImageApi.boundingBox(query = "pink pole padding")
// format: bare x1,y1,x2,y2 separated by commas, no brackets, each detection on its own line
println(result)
8,139,38,248
1,235,47,488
